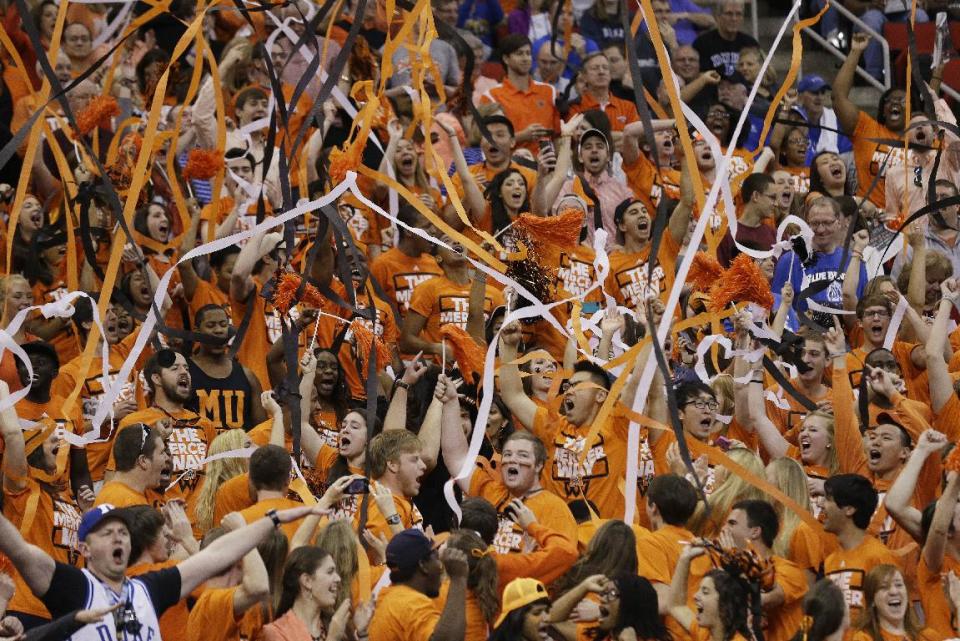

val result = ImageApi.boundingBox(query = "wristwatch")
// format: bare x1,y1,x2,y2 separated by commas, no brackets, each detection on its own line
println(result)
386,514,402,526
265,509,282,529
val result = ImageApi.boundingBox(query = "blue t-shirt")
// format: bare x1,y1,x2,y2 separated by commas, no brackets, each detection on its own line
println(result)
458,0,505,46
772,246,865,319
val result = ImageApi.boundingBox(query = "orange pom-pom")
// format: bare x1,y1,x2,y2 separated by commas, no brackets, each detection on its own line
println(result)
945,446,960,473
0,552,12,576
513,209,584,252
272,273,326,316
687,252,724,293
183,148,224,181
350,319,391,373
708,253,774,313
329,144,363,186
440,324,486,384
75,95,120,137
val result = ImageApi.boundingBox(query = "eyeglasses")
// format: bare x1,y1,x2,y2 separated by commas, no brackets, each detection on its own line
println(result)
862,309,890,319
601,587,621,601
685,399,719,411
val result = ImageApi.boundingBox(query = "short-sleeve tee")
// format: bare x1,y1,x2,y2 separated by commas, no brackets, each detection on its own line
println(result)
368,584,440,641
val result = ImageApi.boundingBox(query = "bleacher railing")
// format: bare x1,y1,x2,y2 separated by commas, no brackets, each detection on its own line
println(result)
793,6,890,92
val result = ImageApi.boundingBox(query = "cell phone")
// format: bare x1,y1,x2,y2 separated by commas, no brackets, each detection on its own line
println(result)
538,137,555,157
345,477,370,495
714,436,732,452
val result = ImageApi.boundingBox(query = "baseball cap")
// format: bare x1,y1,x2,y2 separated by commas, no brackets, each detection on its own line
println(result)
579,128,609,150
797,74,830,93
494,578,550,628
720,70,749,87
78,504,129,542
385,529,435,575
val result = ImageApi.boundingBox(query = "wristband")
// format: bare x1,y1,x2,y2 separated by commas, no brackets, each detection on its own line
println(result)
265,509,281,529
386,514,402,526
828,351,846,359
395,380,410,390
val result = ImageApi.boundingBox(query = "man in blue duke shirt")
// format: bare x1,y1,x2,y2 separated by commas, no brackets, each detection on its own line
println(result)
772,197,865,325
790,75,853,163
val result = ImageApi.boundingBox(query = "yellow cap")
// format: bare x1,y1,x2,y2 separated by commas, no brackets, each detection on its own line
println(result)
494,578,549,629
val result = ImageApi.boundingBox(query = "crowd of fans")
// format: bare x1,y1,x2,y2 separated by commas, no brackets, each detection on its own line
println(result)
0,0,959,639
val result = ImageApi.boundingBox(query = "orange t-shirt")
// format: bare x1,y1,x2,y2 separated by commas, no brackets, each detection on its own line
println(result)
186,278,231,323
636,524,712,641
187,586,242,641
787,520,826,575
368,584,440,641
851,111,903,211
530,404,629,519
51,329,150,482
605,233,681,308
368,247,443,317
229,277,278,390
3,481,82,618
467,456,577,554
128,560,189,641
113,407,218,514
823,535,900,617
434,582,489,641
622,153,681,209
917,554,960,639
214,473,255,525
359,481,424,542
765,556,808,641
94,480,149,508
407,275,505,360
31,278,79,366
239,496,305,541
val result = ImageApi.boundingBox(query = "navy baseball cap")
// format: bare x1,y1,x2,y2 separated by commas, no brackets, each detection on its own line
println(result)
385,529,435,574
78,505,129,541
798,74,830,93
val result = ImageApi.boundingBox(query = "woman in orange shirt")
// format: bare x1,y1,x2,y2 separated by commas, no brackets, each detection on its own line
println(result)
488,578,551,641
262,547,357,641
25,226,76,365
668,545,753,641
550,573,671,641
850,565,938,641
440,530,499,641
766,457,824,586
0,275,37,390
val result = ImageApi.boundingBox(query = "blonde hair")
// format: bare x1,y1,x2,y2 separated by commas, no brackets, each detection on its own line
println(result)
194,430,250,532
314,520,359,608
802,409,838,474
690,448,766,537
0,274,30,317
710,375,735,435
765,457,812,558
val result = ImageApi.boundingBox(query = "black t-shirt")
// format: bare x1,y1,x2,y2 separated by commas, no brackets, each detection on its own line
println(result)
42,562,182,621
692,29,760,75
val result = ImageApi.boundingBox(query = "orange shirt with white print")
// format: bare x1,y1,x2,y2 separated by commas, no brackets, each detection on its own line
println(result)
479,78,561,155
113,407,218,514
530,404,629,519
823,534,900,618
467,456,577,554
605,233,681,310
368,247,443,318
51,328,150,482
408,275,505,360
495,521,579,593
3,479,82,619
622,153,682,209
851,111,904,211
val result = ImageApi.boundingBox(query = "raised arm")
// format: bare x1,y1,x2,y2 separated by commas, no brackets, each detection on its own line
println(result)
833,33,869,136
437,120,485,225
0,383,29,493
923,463,960,573
548,574,610,641
176,198,203,302
0,512,56,599
841,229,870,331
621,119,677,167
667,544,705,632
296,353,326,466
439,377,472,491
415,376,450,472
383,359,429,432
230,228,272,301
218,512,270,617
498,322,539,430
668,156,696,245
927,280,959,413
905,224,929,315
887,429,947,544
429,550,469,641
533,115,583,216
177,506,323,599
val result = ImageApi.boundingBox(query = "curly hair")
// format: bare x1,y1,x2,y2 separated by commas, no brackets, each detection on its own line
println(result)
705,569,752,641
